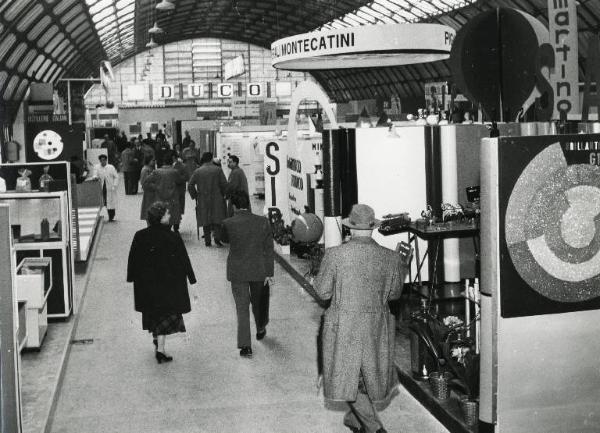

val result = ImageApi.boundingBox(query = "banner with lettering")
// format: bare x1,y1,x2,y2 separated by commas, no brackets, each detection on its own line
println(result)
287,132,322,219
260,136,289,223
548,0,579,118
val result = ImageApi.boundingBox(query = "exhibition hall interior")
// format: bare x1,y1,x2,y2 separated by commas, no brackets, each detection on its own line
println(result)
0,0,599,432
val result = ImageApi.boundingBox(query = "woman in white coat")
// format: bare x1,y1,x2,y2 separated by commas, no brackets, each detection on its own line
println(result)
93,154,119,221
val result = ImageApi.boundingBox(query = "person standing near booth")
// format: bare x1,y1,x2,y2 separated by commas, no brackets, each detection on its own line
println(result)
92,154,119,222
188,152,227,246
142,155,185,232
314,204,411,433
225,155,250,217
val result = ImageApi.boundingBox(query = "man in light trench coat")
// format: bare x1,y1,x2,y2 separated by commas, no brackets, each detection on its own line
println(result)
314,203,411,433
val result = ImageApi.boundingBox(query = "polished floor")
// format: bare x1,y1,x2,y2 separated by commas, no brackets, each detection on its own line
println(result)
48,179,449,433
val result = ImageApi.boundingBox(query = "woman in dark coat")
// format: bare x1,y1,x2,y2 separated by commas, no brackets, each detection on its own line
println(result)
127,202,196,363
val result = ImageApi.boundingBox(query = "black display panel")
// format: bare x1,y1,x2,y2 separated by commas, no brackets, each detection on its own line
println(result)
25,121,84,163
499,134,600,317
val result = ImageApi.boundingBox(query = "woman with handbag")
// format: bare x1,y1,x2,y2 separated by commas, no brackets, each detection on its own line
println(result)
127,201,196,363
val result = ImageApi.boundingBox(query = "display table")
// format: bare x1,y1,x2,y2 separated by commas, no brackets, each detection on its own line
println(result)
16,258,52,349
379,221,479,297
0,191,74,319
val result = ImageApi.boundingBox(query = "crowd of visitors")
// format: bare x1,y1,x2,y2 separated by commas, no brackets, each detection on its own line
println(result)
92,128,411,433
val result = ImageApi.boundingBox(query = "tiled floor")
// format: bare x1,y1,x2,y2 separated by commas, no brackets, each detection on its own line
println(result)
46,179,449,433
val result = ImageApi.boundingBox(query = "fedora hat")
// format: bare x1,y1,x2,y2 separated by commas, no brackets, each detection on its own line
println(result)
342,204,380,230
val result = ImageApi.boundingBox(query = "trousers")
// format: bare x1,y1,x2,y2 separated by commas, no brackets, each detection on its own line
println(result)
231,281,267,348
343,374,384,433
202,224,222,246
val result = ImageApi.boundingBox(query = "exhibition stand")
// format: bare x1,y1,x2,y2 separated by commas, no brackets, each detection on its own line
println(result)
0,191,74,319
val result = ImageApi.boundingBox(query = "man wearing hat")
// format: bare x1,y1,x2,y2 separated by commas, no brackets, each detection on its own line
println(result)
92,154,119,221
314,203,411,433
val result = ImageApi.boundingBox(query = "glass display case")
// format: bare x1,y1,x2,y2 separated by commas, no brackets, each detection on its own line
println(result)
0,191,73,318
16,257,52,349
0,194,64,243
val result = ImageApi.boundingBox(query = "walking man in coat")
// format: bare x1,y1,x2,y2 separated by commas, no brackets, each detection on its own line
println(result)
92,154,119,222
120,143,139,195
188,152,228,246
222,191,274,358
314,204,411,433
225,154,250,217
142,154,186,232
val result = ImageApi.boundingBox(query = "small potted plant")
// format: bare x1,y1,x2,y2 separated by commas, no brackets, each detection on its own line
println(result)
443,341,480,425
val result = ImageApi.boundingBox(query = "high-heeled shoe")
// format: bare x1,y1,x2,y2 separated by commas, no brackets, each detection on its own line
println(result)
155,352,173,364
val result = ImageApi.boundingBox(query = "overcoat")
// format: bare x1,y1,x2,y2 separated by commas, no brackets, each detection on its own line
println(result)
187,162,227,226
173,159,188,215
222,209,274,282
127,225,195,315
141,166,185,225
226,166,250,216
182,147,199,179
139,165,155,220
92,163,119,209
120,147,137,172
314,237,406,404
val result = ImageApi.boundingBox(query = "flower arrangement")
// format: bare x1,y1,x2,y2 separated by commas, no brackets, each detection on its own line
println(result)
443,340,480,400
267,208,293,245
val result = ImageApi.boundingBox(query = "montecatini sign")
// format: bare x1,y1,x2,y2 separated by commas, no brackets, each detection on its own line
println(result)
271,23,455,70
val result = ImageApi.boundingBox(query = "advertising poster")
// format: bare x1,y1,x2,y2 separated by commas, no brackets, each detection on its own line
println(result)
499,134,600,317
261,136,289,223
287,132,322,219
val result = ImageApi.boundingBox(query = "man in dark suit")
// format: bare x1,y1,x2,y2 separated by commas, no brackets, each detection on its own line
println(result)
188,152,228,246
222,191,274,358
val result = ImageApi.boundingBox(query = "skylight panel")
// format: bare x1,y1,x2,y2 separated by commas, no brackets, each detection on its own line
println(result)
318,0,474,28
85,0,135,61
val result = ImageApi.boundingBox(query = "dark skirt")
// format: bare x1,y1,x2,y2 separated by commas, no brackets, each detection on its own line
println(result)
142,312,186,336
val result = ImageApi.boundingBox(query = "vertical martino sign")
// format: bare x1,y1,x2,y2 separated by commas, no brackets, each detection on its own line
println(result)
548,0,579,118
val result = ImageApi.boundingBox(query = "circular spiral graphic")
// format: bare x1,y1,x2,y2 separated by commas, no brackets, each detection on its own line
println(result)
33,130,63,161
505,143,600,302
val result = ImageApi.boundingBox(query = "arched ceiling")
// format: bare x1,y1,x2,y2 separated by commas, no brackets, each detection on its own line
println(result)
0,0,598,108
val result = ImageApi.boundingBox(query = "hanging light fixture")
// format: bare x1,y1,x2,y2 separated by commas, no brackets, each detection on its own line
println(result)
156,0,175,11
148,22,164,35
146,37,158,49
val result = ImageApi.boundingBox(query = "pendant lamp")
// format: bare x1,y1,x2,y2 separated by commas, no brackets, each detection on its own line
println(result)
156,0,175,11
146,37,158,49
149,22,164,34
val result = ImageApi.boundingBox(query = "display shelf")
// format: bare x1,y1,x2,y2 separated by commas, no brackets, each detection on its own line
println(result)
16,257,52,349
0,191,74,318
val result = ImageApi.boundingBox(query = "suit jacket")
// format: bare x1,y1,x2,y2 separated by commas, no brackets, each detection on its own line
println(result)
188,163,227,226
127,225,195,315
226,166,250,216
222,209,274,282
314,237,407,404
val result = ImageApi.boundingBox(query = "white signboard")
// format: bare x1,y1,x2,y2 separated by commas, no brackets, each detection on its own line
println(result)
262,137,289,223
187,83,204,98
271,23,455,69
126,84,145,101
548,0,579,118
224,55,245,80
247,83,263,97
218,83,234,98
275,81,292,97
157,84,175,99
288,132,322,218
